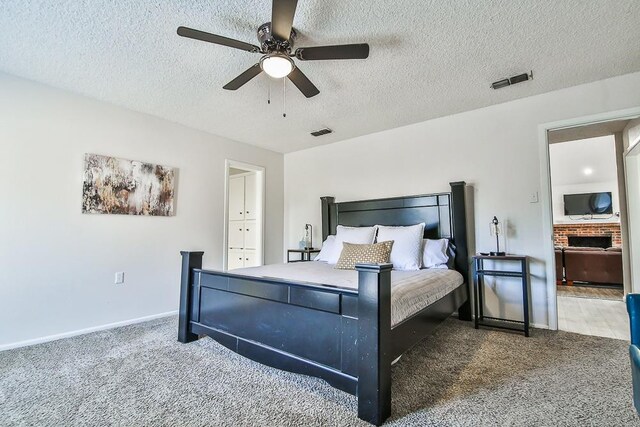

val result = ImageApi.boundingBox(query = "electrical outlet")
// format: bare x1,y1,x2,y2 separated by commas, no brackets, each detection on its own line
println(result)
529,191,539,203
115,272,125,284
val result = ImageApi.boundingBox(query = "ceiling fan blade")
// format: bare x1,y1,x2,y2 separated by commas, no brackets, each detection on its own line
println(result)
177,26,260,53
271,0,298,41
287,67,319,98
223,64,262,90
295,43,370,61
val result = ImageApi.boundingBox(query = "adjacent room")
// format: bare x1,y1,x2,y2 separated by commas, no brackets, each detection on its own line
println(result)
2,1,640,426
549,133,628,339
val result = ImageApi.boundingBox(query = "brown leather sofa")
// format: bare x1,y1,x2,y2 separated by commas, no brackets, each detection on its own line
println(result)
562,246,623,285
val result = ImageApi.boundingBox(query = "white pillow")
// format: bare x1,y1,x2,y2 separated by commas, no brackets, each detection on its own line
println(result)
422,238,449,268
376,223,425,270
314,235,336,261
325,225,378,264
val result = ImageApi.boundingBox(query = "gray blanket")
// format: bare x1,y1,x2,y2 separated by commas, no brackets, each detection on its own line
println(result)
231,261,463,327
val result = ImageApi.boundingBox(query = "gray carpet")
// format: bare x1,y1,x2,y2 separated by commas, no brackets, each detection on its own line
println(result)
1,317,638,427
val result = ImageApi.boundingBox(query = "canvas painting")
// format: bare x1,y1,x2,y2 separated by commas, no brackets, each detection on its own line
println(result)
82,154,175,216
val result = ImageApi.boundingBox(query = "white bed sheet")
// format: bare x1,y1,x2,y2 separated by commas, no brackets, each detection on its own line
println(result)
231,261,464,327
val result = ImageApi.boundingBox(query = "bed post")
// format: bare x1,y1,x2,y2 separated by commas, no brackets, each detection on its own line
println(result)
450,181,472,321
321,196,336,241
178,251,203,343
356,263,393,426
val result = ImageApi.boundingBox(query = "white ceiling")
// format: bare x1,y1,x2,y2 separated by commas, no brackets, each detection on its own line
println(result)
549,136,617,186
1,1,640,153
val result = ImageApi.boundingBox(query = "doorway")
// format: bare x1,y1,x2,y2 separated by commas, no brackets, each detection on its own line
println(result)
543,115,640,339
224,160,265,271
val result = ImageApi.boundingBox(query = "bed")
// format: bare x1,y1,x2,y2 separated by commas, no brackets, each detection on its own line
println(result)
231,261,464,328
178,181,472,425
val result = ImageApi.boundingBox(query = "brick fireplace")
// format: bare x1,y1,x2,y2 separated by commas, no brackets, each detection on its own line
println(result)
553,223,621,248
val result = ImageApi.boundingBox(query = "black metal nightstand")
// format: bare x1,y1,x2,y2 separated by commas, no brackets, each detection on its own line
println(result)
473,254,530,337
287,248,320,262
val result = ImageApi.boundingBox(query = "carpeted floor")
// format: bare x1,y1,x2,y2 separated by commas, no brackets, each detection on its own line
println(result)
1,317,638,426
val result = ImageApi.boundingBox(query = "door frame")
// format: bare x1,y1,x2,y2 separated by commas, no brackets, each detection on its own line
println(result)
538,106,640,330
625,137,640,294
223,159,266,271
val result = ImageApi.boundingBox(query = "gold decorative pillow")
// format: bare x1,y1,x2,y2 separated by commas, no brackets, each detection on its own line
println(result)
335,241,394,270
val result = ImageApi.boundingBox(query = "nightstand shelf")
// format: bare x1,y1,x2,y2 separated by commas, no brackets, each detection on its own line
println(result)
473,255,530,337
287,248,320,262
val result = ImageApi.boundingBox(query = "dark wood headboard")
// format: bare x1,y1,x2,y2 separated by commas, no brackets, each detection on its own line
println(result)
320,182,470,296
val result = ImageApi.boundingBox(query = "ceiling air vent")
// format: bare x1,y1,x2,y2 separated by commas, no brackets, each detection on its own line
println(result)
311,128,333,137
491,71,533,89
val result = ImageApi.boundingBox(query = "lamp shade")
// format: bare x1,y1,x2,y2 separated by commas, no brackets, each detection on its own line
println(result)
260,54,294,78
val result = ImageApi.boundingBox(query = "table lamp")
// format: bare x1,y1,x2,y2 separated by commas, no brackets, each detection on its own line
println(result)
304,224,313,250
490,216,505,256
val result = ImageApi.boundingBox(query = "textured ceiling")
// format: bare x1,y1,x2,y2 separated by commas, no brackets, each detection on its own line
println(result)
1,1,640,153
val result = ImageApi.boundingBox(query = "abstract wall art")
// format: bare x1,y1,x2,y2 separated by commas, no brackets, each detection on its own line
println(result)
82,154,175,216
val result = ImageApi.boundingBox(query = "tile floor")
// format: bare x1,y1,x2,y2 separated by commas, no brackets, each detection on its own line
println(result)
556,284,624,301
557,295,629,340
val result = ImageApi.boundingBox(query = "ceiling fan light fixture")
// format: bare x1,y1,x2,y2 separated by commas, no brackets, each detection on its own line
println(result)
260,54,294,78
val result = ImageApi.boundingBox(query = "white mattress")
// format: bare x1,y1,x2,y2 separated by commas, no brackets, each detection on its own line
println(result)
231,261,464,327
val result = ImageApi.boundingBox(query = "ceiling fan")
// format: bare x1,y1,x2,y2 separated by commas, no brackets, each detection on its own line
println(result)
177,0,370,98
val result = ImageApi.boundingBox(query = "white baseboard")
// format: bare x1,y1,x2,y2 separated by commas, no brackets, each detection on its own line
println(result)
0,310,178,352
0,312,551,352
531,322,550,330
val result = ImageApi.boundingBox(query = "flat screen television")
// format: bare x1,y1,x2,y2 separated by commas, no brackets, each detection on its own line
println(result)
563,192,613,215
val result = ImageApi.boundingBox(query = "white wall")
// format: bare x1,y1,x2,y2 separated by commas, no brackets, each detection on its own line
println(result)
0,73,284,348
284,71,640,328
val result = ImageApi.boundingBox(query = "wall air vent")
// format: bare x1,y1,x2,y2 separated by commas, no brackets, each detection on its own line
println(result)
311,128,333,137
491,71,533,90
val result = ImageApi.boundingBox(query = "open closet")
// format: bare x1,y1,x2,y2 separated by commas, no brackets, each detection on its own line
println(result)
227,167,262,270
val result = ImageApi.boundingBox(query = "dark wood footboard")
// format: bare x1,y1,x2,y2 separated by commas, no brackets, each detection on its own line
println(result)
178,252,468,425
178,252,394,400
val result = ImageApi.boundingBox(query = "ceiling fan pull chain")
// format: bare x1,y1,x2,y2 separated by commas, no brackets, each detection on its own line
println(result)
267,79,271,104
283,78,287,118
